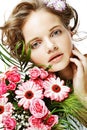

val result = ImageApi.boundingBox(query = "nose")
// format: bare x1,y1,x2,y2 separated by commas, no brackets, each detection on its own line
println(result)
45,38,58,54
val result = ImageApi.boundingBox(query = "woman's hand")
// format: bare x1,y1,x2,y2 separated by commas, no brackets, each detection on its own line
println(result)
70,47,87,107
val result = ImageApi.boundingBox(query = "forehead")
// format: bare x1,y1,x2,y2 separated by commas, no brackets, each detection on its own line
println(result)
23,9,63,27
23,9,62,29
22,9,63,42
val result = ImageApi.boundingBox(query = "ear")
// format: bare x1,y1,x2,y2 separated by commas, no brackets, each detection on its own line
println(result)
67,27,73,37
68,30,74,37
70,31,76,37
68,26,76,37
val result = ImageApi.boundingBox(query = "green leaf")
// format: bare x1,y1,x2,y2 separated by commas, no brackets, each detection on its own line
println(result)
0,44,20,67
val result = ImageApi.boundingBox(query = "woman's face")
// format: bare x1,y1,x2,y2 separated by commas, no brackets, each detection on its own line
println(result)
22,9,73,72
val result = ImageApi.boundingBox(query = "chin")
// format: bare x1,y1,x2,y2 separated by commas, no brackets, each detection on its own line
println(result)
48,61,70,72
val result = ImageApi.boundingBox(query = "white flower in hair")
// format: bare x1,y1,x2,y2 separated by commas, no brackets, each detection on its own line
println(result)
44,0,66,11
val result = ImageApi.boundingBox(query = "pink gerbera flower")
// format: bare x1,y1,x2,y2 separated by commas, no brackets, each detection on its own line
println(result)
0,96,13,122
15,80,43,109
43,77,70,101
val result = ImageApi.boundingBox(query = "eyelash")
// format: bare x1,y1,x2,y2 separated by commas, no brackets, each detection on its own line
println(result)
31,40,41,49
30,29,62,49
51,29,62,37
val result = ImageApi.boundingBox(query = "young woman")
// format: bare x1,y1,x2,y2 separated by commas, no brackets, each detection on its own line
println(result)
0,0,87,129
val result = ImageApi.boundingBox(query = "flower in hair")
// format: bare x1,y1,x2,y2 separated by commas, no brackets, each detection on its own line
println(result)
44,0,66,11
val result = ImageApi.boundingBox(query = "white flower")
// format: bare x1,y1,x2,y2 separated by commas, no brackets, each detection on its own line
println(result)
44,0,66,11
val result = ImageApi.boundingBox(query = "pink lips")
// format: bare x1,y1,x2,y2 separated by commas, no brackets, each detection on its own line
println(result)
48,53,63,63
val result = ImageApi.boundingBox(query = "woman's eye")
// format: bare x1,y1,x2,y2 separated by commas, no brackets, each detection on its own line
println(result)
51,29,62,37
31,41,41,49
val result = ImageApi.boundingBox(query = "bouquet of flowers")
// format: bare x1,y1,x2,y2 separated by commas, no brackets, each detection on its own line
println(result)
0,44,87,130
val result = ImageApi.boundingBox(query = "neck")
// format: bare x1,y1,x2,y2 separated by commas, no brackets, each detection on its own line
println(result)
58,63,73,80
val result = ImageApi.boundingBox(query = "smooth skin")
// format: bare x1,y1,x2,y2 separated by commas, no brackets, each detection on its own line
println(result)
23,9,73,72
22,9,87,107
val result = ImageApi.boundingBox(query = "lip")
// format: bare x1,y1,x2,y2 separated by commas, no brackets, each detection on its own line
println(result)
48,53,64,63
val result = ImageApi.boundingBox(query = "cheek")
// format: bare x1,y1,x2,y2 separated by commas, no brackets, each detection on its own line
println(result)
30,50,45,64
64,37,73,53
31,52,38,63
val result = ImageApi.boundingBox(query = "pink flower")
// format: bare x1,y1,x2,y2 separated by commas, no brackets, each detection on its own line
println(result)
7,82,16,91
0,96,13,122
29,67,50,80
29,98,48,118
43,77,71,101
27,117,50,130
5,66,21,83
5,102,13,114
28,116,42,128
29,67,41,79
2,116,16,130
27,115,51,130
31,78,43,89
40,68,48,79
0,82,7,95
45,114,58,128
46,72,56,80
15,80,43,109
28,113,58,129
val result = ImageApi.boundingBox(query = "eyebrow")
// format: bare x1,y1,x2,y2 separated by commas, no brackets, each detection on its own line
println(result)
27,37,39,45
49,25,62,32
27,25,62,44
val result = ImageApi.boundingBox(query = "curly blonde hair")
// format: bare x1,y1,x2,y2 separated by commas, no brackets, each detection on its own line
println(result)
0,0,78,57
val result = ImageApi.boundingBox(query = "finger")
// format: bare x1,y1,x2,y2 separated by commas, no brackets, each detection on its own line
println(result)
72,49,87,71
70,57,84,76
70,62,77,75
72,49,86,62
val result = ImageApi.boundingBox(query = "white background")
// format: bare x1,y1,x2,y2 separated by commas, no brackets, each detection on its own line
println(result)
0,0,87,30
0,0,87,71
